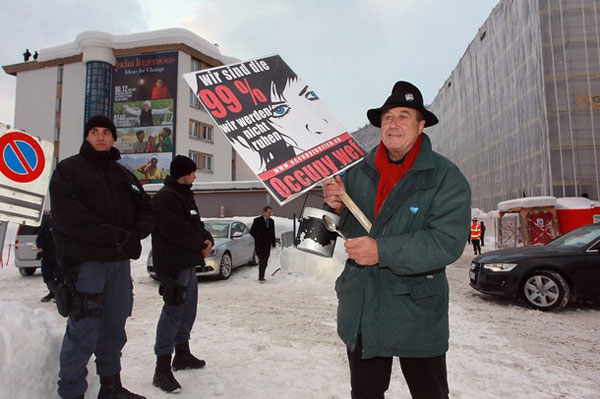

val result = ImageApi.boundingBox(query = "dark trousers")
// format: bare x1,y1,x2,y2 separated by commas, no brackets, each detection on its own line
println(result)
472,239,481,255
41,257,63,288
257,250,270,280
58,260,133,399
347,336,449,399
154,267,198,356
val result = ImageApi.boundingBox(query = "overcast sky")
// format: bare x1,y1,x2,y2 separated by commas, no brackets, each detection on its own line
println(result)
0,0,499,132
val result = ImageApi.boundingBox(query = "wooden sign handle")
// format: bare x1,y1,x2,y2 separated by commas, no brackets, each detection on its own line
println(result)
339,192,372,233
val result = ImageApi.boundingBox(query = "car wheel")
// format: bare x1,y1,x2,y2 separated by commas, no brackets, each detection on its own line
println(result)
521,270,570,311
19,267,36,277
218,252,232,280
248,250,258,266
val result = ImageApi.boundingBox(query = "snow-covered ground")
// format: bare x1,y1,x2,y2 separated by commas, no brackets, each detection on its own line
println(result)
0,218,599,399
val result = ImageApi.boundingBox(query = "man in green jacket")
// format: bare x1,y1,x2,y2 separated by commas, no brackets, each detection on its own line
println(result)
323,81,471,399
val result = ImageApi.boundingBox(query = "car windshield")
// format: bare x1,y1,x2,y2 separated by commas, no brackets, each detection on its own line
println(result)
546,224,600,248
205,222,230,238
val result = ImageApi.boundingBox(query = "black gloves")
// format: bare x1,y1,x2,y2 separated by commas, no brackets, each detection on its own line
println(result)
116,230,141,256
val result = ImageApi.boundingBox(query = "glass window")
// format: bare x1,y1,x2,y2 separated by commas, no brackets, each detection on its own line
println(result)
205,222,229,238
188,150,213,172
189,119,213,142
188,150,199,166
190,58,203,108
201,153,213,171
84,61,112,125
231,223,244,236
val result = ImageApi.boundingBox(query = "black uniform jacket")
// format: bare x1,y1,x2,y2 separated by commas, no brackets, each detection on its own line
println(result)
151,176,214,278
36,215,55,260
49,141,155,271
250,216,275,256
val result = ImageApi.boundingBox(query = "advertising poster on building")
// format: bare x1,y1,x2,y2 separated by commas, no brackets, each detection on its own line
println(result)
183,55,365,205
112,51,177,183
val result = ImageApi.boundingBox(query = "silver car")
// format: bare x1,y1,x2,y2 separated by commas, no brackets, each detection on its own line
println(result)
14,223,43,276
147,219,257,280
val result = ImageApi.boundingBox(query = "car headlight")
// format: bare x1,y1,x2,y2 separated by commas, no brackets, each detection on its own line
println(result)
207,247,220,257
483,263,518,272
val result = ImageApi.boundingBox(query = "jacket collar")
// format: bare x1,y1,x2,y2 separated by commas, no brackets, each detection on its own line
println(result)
164,175,193,196
79,140,121,165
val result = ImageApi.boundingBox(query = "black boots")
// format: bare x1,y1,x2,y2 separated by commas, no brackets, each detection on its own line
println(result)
97,374,146,399
153,343,204,393
40,291,54,302
173,341,206,370
172,341,206,370
153,354,181,393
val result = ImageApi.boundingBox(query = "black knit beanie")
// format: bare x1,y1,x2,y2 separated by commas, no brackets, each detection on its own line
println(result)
170,155,197,179
84,115,117,140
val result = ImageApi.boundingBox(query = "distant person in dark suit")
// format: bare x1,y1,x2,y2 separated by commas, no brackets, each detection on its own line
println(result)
250,206,276,281
480,221,486,246
479,220,485,247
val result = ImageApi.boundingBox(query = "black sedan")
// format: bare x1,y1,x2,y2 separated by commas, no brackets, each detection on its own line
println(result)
469,223,600,311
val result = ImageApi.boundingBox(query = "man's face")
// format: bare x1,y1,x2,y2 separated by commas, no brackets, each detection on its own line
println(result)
263,208,273,218
136,132,145,142
86,127,115,151
179,170,196,185
380,107,425,161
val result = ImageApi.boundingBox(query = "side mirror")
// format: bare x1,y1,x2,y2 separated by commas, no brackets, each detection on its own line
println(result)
232,231,244,238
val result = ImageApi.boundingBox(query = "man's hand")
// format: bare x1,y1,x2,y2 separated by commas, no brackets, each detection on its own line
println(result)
201,240,213,258
323,176,346,214
345,236,378,266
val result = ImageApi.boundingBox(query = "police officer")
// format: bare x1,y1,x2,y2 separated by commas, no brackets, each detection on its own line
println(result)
50,115,155,399
151,155,213,393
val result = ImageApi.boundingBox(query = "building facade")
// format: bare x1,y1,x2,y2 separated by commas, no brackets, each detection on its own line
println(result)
427,0,600,211
3,28,255,183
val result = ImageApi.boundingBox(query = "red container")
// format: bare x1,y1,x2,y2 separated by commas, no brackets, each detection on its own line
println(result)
556,197,596,234
556,208,593,234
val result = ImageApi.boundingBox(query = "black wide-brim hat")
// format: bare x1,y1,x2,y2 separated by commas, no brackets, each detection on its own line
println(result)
367,81,439,128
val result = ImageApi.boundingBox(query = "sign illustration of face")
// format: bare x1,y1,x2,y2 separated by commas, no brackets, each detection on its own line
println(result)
268,77,345,151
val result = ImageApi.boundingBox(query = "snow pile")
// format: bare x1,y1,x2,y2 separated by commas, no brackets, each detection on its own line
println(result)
555,197,596,209
497,196,557,211
0,302,96,398
1,217,598,398
279,243,345,283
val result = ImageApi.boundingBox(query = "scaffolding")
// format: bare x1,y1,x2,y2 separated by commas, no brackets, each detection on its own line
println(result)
427,0,600,211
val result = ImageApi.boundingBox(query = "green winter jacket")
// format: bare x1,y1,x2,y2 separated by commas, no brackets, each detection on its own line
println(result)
332,133,471,359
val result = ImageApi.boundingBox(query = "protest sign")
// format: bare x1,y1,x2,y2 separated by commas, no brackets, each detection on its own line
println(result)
184,55,366,205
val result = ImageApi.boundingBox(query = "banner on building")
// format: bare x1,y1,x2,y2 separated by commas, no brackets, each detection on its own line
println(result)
112,52,177,183
183,55,365,205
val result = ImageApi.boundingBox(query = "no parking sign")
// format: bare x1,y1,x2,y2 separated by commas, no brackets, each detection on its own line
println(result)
0,123,54,226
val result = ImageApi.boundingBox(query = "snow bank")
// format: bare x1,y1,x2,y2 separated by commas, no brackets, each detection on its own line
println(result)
498,196,556,211
0,301,96,398
556,197,596,209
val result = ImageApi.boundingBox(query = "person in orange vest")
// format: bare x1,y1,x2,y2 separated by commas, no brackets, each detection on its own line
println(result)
470,218,482,255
